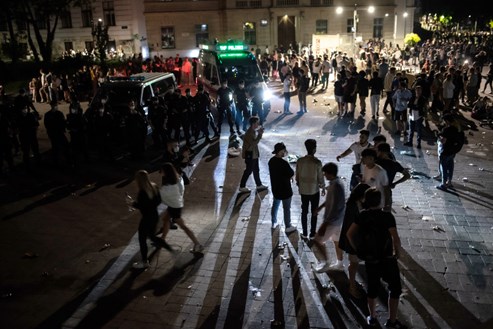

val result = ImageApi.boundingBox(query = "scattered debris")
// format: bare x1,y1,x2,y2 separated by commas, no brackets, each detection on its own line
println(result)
274,110,282,113
85,260,91,264
422,216,433,221
462,177,469,182
469,245,481,253
241,216,250,222
23,252,38,259
280,255,290,261
312,99,318,103
401,205,411,210
469,163,475,166
479,168,484,171
99,243,111,252
432,226,445,232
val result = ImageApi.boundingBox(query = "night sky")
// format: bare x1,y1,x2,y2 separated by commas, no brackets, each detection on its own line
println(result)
420,0,489,20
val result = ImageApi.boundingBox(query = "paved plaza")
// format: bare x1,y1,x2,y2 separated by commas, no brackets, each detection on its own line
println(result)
1,78,492,329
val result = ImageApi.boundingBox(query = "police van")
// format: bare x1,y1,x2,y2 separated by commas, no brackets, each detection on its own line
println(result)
196,40,271,109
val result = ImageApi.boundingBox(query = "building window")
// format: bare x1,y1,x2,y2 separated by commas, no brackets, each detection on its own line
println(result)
243,22,256,45
373,17,383,39
195,24,209,47
250,0,262,7
61,8,73,28
276,0,299,6
81,3,93,28
315,19,328,34
161,26,175,49
310,0,332,5
85,41,94,52
346,18,354,34
103,1,116,26
64,42,73,51
236,1,248,8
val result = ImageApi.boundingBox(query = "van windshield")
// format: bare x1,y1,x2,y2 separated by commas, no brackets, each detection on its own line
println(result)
101,84,142,106
218,60,263,85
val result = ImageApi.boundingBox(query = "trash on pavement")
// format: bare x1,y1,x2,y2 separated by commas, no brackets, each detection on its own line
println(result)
432,226,445,232
99,243,111,252
469,245,481,253
23,252,38,259
462,177,469,182
422,216,433,221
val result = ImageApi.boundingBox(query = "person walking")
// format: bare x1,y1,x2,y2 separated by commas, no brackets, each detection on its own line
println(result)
404,85,427,148
269,142,297,233
127,170,173,269
392,81,412,137
346,188,406,329
436,113,463,190
283,73,293,114
297,70,310,113
159,162,203,253
337,183,371,298
313,162,346,273
368,71,384,120
239,116,268,192
296,139,325,239
360,148,389,209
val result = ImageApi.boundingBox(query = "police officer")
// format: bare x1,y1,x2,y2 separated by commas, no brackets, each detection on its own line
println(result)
125,99,148,158
66,100,89,162
250,81,265,124
148,96,168,148
89,101,114,161
169,88,192,146
17,105,41,170
234,80,251,132
44,100,71,165
216,80,236,135
194,84,218,143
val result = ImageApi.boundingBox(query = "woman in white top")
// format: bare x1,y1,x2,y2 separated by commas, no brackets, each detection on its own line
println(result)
160,162,203,253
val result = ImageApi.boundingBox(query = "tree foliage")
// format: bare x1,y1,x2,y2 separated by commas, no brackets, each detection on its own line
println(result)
0,0,81,63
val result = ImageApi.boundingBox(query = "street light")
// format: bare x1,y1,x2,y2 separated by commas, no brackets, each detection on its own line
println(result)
336,5,375,57
403,12,408,37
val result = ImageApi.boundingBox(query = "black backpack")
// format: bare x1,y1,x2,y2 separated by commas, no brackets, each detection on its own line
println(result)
355,210,392,262
450,130,465,154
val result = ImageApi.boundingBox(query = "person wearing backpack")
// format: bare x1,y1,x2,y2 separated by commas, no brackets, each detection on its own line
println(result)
346,188,406,329
436,113,464,191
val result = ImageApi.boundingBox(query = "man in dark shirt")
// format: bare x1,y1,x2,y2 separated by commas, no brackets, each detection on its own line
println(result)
376,143,410,211
268,142,296,233
216,80,236,135
347,188,406,329
436,114,462,190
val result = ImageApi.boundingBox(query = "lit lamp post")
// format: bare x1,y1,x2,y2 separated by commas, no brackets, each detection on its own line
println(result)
403,12,408,38
337,5,375,57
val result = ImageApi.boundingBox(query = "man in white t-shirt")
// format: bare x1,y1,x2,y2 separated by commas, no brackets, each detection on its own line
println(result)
361,148,389,209
336,129,371,190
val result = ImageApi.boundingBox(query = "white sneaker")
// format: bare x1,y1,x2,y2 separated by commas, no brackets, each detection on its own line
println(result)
315,263,331,273
256,185,268,190
132,261,150,269
285,226,297,233
328,262,344,271
272,222,279,229
239,187,251,193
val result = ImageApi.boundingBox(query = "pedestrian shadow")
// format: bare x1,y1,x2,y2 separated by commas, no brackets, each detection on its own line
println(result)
202,139,220,163
264,112,287,130
398,247,482,328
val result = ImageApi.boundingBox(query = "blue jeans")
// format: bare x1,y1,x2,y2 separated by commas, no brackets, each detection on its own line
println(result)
271,197,292,227
408,117,423,145
439,153,455,186
283,92,291,113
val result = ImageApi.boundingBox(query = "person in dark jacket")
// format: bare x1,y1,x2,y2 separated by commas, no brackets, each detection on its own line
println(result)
66,100,89,162
44,100,71,165
127,170,173,269
269,142,297,232
17,105,41,169
148,96,168,148
125,99,148,158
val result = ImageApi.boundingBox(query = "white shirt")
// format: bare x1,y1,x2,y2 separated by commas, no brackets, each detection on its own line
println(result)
160,177,185,208
283,76,292,92
362,164,388,208
349,141,370,164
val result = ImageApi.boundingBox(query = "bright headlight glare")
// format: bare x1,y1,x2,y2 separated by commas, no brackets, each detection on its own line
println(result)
263,90,272,100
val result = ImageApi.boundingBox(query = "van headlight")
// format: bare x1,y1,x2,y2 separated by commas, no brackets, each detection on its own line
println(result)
263,89,272,101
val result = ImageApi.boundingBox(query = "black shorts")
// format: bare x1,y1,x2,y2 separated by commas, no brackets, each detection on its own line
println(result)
167,207,182,219
394,109,407,121
365,258,402,299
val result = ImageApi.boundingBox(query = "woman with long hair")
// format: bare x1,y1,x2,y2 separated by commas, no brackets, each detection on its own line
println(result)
128,170,173,269
160,162,203,253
